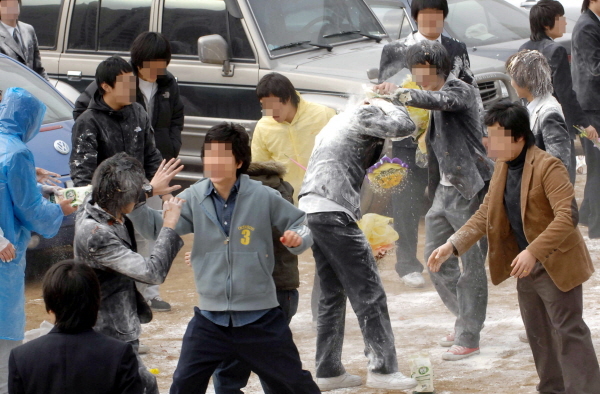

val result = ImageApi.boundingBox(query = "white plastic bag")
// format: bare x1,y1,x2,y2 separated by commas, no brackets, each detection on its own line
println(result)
23,320,54,343
409,353,434,393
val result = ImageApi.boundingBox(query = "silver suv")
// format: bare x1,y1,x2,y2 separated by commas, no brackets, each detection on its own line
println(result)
24,0,511,180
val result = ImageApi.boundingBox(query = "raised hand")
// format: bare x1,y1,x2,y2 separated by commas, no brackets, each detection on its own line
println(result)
150,158,184,197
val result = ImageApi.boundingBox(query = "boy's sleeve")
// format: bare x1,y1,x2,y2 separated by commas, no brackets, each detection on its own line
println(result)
540,111,572,172
70,117,99,187
116,344,144,394
378,41,408,83
268,189,313,255
127,189,194,239
359,100,416,139
251,124,272,163
8,151,63,238
87,226,183,284
398,82,472,112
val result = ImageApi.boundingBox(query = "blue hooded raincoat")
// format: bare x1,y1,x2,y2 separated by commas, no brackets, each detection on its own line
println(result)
0,87,63,341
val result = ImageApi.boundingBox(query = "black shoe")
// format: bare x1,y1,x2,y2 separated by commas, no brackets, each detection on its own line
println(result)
149,297,171,312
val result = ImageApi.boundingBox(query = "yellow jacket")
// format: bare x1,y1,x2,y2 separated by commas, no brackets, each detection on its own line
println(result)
251,94,336,203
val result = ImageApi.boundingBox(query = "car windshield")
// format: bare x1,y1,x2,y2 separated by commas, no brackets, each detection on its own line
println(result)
0,58,73,124
247,0,386,56
445,0,530,47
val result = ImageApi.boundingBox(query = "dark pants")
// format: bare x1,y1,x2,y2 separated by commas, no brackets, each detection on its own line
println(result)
129,340,159,394
424,185,487,348
579,111,600,237
212,289,300,394
391,144,430,277
308,212,398,378
518,262,600,394
170,307,319,394
568,139,576,185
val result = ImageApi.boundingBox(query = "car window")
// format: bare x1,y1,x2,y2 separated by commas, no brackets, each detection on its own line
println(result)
445,0,530,47
67,0,151,52
370,4,413,41
19,0,63,48
247,0,386,56
0,59,73,124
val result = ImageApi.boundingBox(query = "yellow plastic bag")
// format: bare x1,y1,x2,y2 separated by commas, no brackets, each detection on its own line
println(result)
357,214,399,259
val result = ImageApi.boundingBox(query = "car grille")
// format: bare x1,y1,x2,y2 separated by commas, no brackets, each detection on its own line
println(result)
478,80,498,103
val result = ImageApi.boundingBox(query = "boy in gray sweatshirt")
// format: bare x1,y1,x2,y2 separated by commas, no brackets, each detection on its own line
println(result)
128,122,319,394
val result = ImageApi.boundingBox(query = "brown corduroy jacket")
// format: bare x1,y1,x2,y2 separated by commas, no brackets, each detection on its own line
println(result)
449,145,593,292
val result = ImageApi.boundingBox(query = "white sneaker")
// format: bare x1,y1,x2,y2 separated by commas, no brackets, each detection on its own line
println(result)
366,371,417,390
138,343,150,354
518,331,529,343
401,272,425,288
316,372,362,391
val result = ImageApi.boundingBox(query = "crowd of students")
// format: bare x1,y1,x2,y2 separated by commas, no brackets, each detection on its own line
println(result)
2,0,600,393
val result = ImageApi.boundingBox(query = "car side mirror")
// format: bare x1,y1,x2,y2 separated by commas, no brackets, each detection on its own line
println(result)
197,34,235,77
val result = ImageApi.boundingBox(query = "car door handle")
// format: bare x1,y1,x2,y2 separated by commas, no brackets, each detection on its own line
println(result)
67,71,82,81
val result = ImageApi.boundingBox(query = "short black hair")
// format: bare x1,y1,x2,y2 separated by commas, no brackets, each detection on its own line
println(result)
43,260,100,332
91,152,146,218
95,56,133,95
130,32,172,70
405,40,451,79
411,0,449,21
484,100,535,147
202,122,251,176
530,0,565,41
256,73,300,108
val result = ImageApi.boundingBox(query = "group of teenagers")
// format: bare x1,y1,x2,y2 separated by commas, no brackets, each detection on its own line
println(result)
2,0,600,393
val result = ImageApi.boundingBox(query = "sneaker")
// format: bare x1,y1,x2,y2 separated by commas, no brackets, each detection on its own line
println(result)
518,331,529,343
442,345,480,361
316,372,362,391
149,296,171,312
366,371,417,390
576,155,587,175
439,332,455,347
138,343,150,355
401,272,425,288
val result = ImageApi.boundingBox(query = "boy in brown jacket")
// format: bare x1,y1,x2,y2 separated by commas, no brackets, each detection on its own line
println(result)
428,100,600,394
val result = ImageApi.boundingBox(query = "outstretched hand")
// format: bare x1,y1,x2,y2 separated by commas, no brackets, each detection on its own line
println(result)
373,82,398,95
162,197,186,229
151,158,184,196
427,241,455,273
280,230,302,248
36,167,62,186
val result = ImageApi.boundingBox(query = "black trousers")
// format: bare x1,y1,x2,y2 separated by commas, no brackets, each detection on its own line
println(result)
212,289,300,394
170,307,319,394
391,144,430,277
308,212,398,378
518,262,600,394
579,110,600,237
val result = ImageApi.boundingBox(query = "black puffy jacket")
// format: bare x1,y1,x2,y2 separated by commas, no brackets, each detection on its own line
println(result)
73,67,184,160
70,92,163,187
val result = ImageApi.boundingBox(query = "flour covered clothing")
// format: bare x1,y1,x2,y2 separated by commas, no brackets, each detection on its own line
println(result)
74,196,183,343
299,100,415,378
0,88,63,341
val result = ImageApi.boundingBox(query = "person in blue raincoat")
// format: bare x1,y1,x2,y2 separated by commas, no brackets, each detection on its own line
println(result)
0,87,76,394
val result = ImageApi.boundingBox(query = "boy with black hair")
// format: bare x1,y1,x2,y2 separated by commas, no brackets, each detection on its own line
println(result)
299,96,417,390
505,50,571,173
70,55,164,187
74,32,184,162
74,153,184,394
8,260,144,394
375,0,484,289
520,0,597,183
390,41,494,361
252,72,335,202
429,99,600,393
572,0,600,238
128,122,320,394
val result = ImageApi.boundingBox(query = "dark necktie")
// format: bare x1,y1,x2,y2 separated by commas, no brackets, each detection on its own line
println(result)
12,29,25,58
